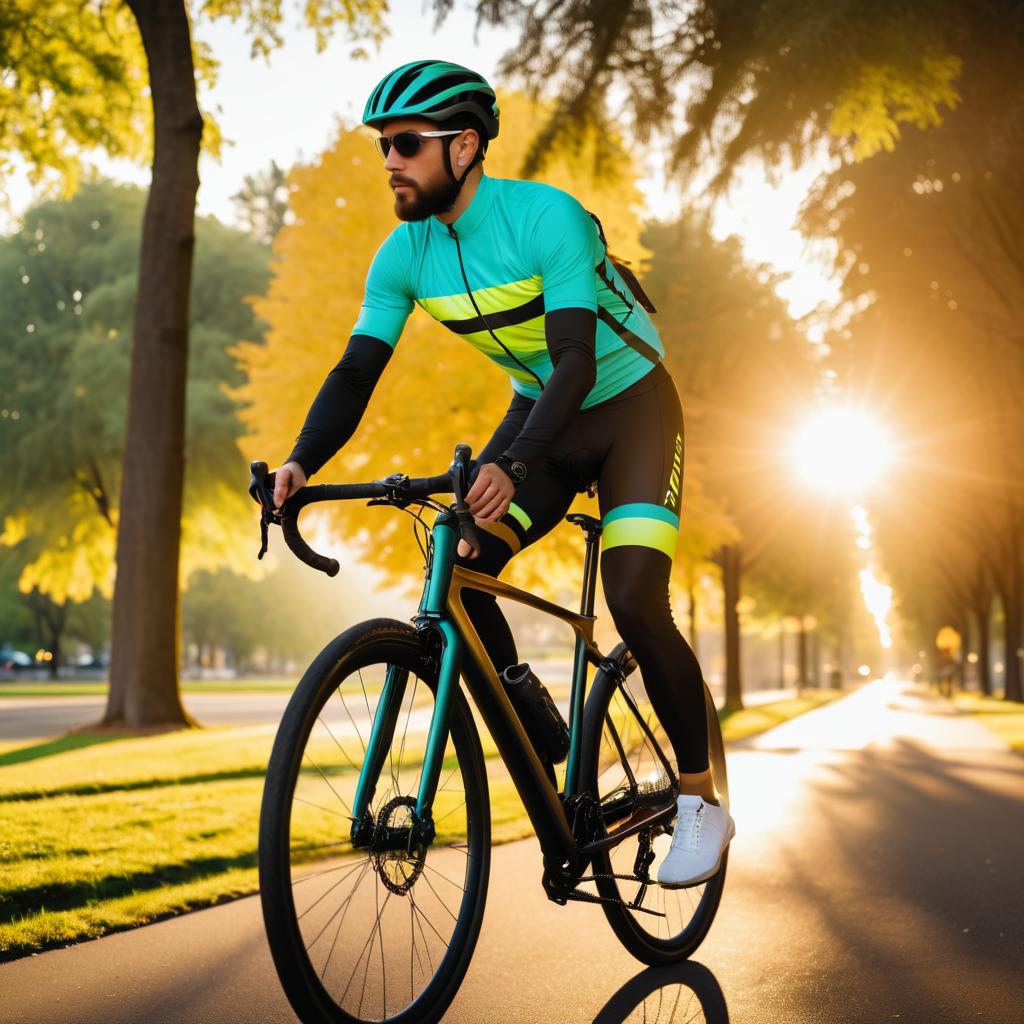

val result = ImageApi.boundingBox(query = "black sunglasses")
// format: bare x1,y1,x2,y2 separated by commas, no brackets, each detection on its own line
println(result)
374,129,463,160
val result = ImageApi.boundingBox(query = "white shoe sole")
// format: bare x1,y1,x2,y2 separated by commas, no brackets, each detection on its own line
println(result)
657,819,736,890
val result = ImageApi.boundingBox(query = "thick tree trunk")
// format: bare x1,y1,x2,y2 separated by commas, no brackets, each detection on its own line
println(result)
951,616,965,691
797,618,808,693
778,622,785,689
104,0,200,728
812,628,821,688
720,545,743,711
1001,579,1023,703
973,595,992,696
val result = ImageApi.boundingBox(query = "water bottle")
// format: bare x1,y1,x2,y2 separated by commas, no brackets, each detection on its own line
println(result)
499,662,570,765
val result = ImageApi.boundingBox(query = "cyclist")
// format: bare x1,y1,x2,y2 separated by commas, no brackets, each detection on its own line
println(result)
271,60,734,887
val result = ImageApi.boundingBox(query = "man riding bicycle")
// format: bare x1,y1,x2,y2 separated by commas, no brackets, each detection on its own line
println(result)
271,59,734,887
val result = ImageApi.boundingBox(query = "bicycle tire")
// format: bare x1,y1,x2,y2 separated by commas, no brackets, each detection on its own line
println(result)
581,643,729,965
259,619,491,1024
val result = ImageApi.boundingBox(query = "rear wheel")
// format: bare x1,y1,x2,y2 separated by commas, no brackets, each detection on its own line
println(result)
259,619,490,1024
581,644,729,965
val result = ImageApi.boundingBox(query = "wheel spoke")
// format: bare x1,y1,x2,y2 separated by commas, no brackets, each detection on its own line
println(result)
338,682,367,755
296,858,370,921
316,713,362,776
302,751,353,817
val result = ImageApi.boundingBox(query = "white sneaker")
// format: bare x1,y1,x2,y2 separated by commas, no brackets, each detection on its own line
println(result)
657,794,736,888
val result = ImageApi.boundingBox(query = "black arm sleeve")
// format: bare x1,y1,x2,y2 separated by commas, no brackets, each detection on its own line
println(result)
473,391,534,478
502,307,597,465
286,334,393,477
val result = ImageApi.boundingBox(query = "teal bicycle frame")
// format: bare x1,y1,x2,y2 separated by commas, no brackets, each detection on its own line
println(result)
350,508,608,871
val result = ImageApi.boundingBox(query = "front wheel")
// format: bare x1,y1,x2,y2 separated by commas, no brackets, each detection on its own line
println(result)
259,619,491,1024
581,644,729,965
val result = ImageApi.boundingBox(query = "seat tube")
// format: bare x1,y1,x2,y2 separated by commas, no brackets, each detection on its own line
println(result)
563,635,590,797
565,524,602,797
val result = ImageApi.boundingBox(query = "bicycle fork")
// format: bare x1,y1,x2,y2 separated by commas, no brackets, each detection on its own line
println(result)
349,515,463,852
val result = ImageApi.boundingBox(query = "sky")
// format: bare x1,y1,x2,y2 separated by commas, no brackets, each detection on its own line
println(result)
2,1,837,318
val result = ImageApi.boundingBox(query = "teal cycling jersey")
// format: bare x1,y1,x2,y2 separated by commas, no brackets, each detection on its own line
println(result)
353,174,664,407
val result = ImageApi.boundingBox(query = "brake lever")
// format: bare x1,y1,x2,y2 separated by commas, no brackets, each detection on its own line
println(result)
449,445,481,558
249,460,282,560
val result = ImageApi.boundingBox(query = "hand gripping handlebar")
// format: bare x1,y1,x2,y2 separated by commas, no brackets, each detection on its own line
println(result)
247,445,482,576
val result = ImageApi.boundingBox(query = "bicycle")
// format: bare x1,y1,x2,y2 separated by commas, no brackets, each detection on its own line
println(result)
248,444,730,1024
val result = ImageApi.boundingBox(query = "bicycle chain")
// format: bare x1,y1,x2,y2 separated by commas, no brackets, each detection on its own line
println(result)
562,873,666,918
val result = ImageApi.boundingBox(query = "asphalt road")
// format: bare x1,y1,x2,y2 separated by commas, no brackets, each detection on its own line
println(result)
0,682,798,741
2,678,1021,1023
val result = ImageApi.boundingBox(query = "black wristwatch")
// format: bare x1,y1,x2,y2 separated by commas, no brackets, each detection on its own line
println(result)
492,454,527,484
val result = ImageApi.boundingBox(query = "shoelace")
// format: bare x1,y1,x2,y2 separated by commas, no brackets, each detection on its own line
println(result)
670,801,705,853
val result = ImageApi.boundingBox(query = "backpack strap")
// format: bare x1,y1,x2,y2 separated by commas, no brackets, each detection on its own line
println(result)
587,211,658,315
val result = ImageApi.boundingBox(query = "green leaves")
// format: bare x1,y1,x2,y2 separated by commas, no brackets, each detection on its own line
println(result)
0,1,150,194
829,54,962,160
0,181,271,602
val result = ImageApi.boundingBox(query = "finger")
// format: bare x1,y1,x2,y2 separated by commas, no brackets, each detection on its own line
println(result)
466,476,487,505
467,483,498,515
457,538,479,560
478,494,509,521
273,470,291,509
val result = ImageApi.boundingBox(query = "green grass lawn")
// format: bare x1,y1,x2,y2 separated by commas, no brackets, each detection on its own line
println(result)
952,692,1024,753
719,690,845,742
0,687,844,961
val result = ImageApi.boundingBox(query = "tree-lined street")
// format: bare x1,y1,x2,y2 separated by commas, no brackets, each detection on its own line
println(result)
2,678,1019,1023
4,3,1024,1018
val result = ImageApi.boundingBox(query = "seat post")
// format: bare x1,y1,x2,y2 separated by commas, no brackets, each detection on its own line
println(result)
566,514,603,617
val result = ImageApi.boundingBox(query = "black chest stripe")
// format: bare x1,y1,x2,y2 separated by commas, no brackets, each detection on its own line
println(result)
441,294,546,335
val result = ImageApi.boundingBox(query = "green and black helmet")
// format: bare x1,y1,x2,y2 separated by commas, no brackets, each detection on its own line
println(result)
362,60,500,142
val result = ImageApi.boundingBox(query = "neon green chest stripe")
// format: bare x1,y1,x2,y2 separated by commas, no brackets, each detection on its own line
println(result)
417,276,542,322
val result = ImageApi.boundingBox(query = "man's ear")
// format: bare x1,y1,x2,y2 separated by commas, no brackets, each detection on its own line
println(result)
457,129,480,167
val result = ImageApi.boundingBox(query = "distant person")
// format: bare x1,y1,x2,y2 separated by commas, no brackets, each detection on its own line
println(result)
271,60,734,886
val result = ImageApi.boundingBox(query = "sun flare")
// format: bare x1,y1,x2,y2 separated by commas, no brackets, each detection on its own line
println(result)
792,408,891,493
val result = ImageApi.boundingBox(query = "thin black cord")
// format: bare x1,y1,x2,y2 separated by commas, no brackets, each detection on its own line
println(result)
447,224,547,394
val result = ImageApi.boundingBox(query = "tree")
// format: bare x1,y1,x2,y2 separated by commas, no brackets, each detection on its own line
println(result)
3,0,387,726
0,1,151,196
232,160,290,246
0,180,271,683
182,556,370,672
458,1,967,184
800,50,1024,701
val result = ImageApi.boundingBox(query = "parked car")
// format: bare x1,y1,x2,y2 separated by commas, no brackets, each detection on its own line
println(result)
0,647,34,672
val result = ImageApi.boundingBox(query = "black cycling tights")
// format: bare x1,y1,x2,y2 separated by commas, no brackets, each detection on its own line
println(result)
457,364,710,774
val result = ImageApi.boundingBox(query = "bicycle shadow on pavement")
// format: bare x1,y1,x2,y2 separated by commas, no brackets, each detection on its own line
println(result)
591,960,729,1024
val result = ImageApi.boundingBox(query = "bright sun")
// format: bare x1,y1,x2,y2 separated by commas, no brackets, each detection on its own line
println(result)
792,408,892,493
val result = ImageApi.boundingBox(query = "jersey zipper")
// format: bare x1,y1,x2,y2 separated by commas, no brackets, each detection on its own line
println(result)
446,222,545,394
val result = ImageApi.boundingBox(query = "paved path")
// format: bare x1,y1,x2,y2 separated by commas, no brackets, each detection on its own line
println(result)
0,680,800,742
2,678,1020,1023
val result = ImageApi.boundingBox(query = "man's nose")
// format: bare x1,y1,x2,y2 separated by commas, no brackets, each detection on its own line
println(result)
384,146,404,172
